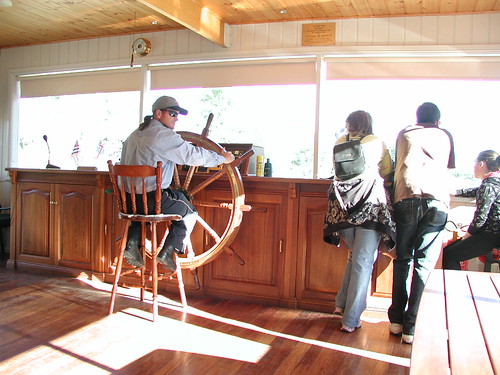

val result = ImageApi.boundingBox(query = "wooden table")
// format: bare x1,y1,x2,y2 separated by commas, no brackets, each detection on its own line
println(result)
410,269,500,375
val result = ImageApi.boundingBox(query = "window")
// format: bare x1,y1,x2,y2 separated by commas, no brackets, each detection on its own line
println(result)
151,84,316,178
16,66,500,188
18,91,140,170
319,79,500,189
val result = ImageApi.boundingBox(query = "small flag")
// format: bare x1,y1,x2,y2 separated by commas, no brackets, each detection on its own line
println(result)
96,139,105,159
71,140,80,163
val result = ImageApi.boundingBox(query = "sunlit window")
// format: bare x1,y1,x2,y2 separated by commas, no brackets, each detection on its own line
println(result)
18,92,140,170
150,85,317,178
319,79,500,189
17,79,499,187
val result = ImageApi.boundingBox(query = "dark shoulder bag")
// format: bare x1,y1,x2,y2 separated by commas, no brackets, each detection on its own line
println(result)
333,134,366,180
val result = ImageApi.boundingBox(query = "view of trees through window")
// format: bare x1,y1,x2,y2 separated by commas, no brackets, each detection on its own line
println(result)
18,79,499,191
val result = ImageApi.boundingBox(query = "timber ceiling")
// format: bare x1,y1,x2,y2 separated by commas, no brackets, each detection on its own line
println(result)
0,0,499,49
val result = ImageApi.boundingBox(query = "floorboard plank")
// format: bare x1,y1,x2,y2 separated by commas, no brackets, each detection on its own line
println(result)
0,268,411,375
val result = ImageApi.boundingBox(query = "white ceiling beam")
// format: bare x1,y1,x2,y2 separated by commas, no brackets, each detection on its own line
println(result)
138,0,227,47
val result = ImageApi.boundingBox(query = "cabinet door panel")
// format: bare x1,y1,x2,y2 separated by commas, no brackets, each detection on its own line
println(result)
204,190,285,299
296,196,348,306
57,185,97,270
18,183,52,262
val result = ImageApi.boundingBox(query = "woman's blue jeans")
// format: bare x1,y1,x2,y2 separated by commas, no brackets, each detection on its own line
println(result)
336,227,381,328
388,198,448,335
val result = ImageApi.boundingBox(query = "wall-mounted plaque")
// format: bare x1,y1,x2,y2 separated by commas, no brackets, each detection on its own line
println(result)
302,23,336,46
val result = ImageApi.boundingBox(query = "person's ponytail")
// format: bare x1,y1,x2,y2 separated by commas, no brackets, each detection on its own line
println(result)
139,115,153,131
477,150,500,172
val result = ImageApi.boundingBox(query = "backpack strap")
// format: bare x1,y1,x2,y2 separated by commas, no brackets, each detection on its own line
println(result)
345,134,366,142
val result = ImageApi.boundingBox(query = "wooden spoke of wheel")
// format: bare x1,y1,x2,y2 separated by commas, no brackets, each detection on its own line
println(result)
182,114,214,191
176,131,252,269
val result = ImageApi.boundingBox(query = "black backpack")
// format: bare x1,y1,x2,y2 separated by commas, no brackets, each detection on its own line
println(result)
333,134,366,180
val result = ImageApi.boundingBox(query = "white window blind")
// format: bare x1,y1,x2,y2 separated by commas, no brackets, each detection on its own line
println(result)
20,68,143,98
325,56,500,80
150,60,317,89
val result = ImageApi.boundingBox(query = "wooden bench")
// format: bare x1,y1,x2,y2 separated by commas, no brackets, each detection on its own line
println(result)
410,269,500,375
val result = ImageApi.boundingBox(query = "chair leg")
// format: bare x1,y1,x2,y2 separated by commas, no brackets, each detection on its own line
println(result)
151,222,159,321
109,221,130,315
0,229,4,259
190,268,201,290
176,254,188,308
140,223,147,302
484,251,493,272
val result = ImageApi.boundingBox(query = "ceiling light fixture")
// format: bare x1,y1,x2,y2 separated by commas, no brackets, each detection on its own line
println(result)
279,9,287,14
0,0,13,7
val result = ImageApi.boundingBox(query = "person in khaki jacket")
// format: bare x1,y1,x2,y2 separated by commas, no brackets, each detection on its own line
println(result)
388,102,455,344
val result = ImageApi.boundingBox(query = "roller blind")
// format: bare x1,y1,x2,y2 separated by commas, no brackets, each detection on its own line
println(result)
150,60,317,89
325,56,500,80
20,68,143,98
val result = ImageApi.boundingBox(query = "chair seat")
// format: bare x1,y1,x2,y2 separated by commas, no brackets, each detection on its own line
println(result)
478,248,500,263
118,212,182,222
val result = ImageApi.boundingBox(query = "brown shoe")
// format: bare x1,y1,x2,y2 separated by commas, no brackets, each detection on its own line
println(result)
157,245,177,271
123,240,144,268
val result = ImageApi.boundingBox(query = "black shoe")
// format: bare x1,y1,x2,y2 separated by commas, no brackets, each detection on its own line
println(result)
123,240,144,267
157,245,177,271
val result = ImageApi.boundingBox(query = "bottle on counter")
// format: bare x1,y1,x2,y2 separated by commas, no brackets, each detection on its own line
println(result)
264,158,272,177
256,155,264,176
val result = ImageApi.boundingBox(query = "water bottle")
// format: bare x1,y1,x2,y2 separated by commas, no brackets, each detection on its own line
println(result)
264,158,272,177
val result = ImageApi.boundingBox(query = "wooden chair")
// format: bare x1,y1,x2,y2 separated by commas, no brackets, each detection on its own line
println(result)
482,248,500,272
107,160,185,321
0,204,10,259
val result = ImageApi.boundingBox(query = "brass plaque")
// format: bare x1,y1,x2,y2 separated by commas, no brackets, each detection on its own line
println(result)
302,23,336,46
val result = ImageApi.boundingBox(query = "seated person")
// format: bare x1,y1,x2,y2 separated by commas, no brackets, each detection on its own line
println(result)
442,150,500,270
120,95,234,271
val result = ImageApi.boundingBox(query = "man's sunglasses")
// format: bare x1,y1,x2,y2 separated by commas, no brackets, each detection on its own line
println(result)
160,108,179,117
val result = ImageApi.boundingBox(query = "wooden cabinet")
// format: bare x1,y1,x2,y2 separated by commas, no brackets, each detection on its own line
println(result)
6,169,395,312
195,178,364,312
294,193,396,310
295,194,349,312
203,188,288,303
15,182,52,264
8,169,111,274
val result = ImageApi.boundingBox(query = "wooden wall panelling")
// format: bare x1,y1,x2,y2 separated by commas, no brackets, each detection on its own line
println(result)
455,14,474,44
421,16,439,44
2,14,500,73
387,17,406,45
404,17,424,45
357,18,375,44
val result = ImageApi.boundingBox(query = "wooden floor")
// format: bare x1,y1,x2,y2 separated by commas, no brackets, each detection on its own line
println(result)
0,266,411,375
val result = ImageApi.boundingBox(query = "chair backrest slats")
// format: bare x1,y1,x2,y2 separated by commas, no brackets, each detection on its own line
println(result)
155,169,162,214
141,176,148,214
107,160,164,216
